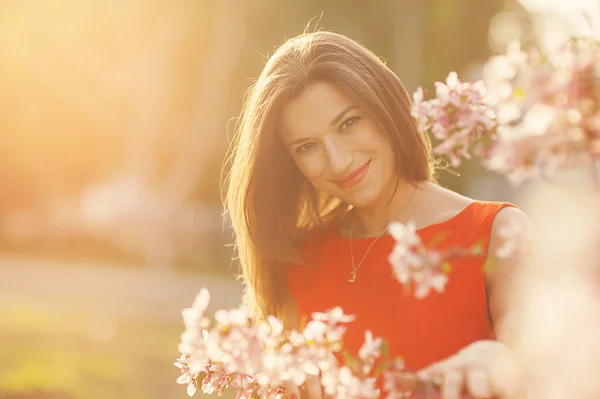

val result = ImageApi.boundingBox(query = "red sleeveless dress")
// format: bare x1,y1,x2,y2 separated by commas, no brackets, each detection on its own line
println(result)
287,201,515,371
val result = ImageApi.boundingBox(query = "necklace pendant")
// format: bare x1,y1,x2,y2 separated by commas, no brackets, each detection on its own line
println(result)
348,270,357,283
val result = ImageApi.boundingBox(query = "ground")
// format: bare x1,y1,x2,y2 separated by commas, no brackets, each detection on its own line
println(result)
0,256,242,399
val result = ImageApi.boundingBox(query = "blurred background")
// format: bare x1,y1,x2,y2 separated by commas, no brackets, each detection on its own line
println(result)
0,0,594,398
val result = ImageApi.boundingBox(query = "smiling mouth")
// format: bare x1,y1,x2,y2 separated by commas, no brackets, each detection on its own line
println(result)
331,160,371,189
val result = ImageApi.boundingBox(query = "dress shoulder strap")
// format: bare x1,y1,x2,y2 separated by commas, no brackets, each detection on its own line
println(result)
470,201,516,237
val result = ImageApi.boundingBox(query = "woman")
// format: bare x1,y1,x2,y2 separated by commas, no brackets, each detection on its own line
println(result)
224,30,526,399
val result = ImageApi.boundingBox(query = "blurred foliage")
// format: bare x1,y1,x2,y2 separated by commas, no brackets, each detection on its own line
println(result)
0,391,75,399
0,2,532,398
0,235,228,274
421,0,506,192
0,304,190,399
0,0,503,209
0,0,515,271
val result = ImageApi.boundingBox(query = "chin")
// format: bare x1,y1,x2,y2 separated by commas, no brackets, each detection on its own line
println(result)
341,187,382,209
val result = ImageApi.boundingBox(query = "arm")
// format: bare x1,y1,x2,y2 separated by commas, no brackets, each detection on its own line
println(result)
419,206,530,399
486,206,531,344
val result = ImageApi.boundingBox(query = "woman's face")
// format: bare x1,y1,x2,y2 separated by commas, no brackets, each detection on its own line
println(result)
279,81,397,208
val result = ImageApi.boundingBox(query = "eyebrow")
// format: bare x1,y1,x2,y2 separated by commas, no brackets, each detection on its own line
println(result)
286,105,358,146
330,105,358,126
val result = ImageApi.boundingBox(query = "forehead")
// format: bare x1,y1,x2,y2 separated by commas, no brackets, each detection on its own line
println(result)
279,81,354,141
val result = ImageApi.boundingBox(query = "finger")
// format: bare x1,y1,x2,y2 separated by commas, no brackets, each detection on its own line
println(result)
465,367,492,398
442,369,465,399
305,375,323,399
394,372,425,392
418,357,460,385
283,380,301,399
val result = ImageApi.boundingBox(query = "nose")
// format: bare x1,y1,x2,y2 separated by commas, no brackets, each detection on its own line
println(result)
323,136,353,175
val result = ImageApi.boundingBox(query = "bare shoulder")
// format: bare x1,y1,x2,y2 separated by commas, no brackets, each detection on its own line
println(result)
490,206,530,245
494,205,528,222
486,206,531,282
486,206,531,329
424,182,474,207
488,205,531,259
416,182,475,225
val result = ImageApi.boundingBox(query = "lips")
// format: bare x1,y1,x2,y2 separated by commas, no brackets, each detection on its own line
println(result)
331,160,371,189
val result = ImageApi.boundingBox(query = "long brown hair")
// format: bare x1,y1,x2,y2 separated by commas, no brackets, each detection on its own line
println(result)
223,30,435,322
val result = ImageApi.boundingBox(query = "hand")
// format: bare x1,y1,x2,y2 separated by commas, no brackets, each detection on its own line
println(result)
417,340,520,399
284,375,324,399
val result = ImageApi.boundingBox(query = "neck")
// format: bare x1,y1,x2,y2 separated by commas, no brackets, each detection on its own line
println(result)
351,178,421,238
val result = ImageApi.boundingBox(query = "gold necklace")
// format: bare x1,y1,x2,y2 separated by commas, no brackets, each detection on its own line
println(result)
347,187,417,283
347,225,388,283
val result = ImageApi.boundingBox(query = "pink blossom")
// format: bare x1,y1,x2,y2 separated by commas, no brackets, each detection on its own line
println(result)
201,363,231,395
358,330,383,363
413,39,600,185
322,366,380,399
312,306,356,324
481,39,600,184
411,72,496,167
176,289,372,398
388,222,450,298
358,330,384,374
382,360,414,399
174,355,199,397
175,288,460,398
181,289,211,329
413,269,449,299
495,214,525,259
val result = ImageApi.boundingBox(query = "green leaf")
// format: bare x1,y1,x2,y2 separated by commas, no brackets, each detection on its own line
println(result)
428,231,451,248
470,243,484,256
342,351,360,371
483,258,497,273
380,340,390,358
440,261,452,274
375,360,394,371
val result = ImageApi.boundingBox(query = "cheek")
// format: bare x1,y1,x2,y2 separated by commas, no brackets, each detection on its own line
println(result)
379,145,397,172
367,133,396,172
293,154,325,182
380,140,395,160
358,120,389,150
368,128,391,153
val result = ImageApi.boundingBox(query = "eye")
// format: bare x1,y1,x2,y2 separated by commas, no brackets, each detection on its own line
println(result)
340,116,361,130
296,142,318,154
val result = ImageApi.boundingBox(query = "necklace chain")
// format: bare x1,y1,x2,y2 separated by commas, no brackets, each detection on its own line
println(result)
347,225,387,283
347,187,417,283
